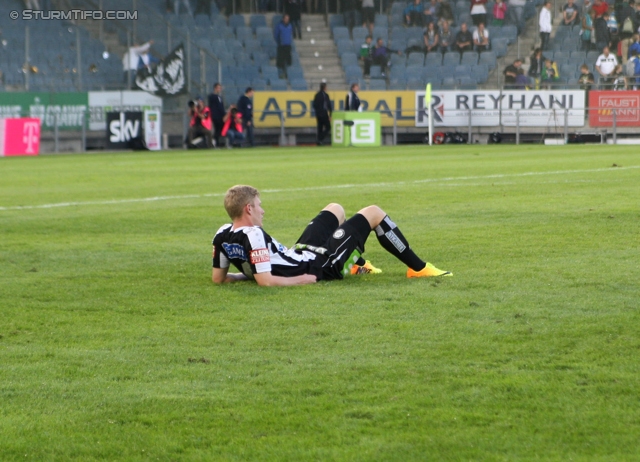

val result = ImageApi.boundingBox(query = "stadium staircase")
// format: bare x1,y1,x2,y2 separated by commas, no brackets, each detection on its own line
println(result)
297,15,346,89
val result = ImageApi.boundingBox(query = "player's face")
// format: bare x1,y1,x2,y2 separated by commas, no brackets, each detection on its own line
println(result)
248,196,264,227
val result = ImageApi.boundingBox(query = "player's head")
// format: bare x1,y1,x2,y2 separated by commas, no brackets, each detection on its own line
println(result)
320,82,327,91
351,82,359,92
224,185,260,221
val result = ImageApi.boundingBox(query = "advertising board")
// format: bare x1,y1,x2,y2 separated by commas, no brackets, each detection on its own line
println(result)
253,91,416,128
588,91,640,127
415,90,586,127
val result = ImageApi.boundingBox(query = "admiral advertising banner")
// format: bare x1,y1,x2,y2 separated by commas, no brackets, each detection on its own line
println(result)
0,118,41,156
253,91,416,128
588,91,640,127
415,90,586,127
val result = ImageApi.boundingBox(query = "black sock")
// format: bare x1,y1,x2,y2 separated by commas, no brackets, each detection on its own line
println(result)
375,215,426,271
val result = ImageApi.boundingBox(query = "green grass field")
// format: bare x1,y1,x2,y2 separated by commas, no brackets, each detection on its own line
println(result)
1,145,639,461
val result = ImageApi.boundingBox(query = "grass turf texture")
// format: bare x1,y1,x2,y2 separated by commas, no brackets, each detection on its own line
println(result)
1,145,639,461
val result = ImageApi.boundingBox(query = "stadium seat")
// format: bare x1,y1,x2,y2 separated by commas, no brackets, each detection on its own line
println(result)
461,51,478,66
443,51,460,66
368,79,387,90
333,26,350,41
290,79,308,90
407,52,425,66
370,65,384,79
270,79,288,90
425,52,443,67
250,15,267,33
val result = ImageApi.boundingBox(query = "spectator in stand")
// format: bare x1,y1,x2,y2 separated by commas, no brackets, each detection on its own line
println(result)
173,0,193,15
274,14,293,78
285,0,302,40
508,0,526,33
404,0,425,26
313,82,332,146
515,68,530,89
439,21,454,52
596,46,618,88
503,58,522,88
607,8,620,51
541,58,560,88
592,0,609,19
539,1,552,51
627,49,640,89
581,10,595,51
563,0,580,26
424,0,439,26
437,0,455,27
492,0,508,26
528,47,543,87
612,64,628,89
360,35,374,76
194,0,210,15
455,22,474,53
221,105,245,148
345,83,361,111
595,11,612,51
635,2,640,32
629,34,640,59
122,40,153,86
473,22,490,52
237,87,255,148
618,1,636,39
188,98,213,148
578,63,595,91
424,22,440,54
372,38,402,76
362,0,376,34
470,0,488,26
208,83,225,148
343,0,357,32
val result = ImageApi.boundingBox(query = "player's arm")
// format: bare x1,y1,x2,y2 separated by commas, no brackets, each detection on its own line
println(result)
212,267,248,284
254,272,317,287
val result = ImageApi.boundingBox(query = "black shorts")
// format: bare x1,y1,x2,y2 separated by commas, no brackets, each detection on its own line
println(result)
296,210,371,280
362,7,375,24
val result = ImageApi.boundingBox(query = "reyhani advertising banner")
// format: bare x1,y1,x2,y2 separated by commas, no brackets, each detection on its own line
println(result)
253,91,416,128
0,93,87,130
89,91,163,131
588,91,640,127
0,118,41,156
415,90,586,127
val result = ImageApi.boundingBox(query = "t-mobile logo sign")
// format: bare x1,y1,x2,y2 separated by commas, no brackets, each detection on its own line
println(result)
23,121,40,153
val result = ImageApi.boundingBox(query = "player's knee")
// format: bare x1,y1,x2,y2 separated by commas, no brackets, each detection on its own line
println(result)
323,203,345,224
357,205,386,228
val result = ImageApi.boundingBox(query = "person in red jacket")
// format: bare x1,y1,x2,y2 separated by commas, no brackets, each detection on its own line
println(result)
221,105,245,148
188,98,213,148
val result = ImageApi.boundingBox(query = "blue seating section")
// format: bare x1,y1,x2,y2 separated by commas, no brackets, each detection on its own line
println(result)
0,0,305,94
330,0,515,90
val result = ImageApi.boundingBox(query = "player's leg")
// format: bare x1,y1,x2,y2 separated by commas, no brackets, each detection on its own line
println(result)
357,205,452,277
295,203,345,248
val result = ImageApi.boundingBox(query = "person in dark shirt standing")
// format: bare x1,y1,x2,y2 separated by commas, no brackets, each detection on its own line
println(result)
274,14,293,78
284,0,302,39
313,82,332,146
207,82,225,148
236,87,255,147
345,83,360,111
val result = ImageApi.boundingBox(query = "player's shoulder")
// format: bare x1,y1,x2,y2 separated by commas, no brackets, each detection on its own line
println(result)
214,223,233,236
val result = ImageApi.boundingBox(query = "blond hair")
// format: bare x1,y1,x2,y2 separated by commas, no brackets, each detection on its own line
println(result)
224,185,259,220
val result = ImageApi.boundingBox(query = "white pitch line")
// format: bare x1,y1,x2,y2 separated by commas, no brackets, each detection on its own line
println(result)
1,165,638,212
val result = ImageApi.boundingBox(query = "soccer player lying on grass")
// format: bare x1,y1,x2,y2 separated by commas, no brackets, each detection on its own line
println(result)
212,185,452,286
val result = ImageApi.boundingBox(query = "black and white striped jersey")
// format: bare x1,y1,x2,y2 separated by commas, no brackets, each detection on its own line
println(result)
212,224,321,279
